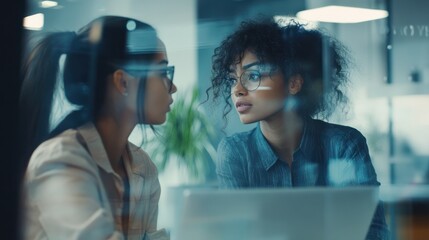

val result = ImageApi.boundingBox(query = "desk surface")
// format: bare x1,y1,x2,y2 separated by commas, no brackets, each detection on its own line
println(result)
380,184,429,202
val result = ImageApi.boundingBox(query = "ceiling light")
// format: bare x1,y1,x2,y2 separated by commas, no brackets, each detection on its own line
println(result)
296,5,388,24
23,13,44,30
40,1,58,8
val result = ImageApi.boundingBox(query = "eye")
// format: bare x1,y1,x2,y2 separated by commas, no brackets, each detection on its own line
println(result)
159,69,168,78
227,76,238,84
247,71,261,82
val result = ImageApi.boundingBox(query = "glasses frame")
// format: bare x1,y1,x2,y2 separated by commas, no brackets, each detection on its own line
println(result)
149,65,175,93
228,64,276,92
126,65,175,93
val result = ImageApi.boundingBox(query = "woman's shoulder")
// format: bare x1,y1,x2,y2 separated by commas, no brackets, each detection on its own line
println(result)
217,127,258,157
220,127,257,145
310,119,368,152
312,119,365,140
26,129,96,177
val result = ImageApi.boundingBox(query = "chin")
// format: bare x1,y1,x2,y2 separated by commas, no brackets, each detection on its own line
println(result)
141,116,167,125
239,116,258,124
152,118,167,125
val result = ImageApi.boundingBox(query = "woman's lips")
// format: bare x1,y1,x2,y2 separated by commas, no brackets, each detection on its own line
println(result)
168,100,174,111
236,101,252,113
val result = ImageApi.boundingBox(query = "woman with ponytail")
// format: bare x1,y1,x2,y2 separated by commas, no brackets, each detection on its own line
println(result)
20,16,176,240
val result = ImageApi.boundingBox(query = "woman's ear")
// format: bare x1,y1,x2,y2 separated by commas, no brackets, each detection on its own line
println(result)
288,74,304,95
112,69,129,96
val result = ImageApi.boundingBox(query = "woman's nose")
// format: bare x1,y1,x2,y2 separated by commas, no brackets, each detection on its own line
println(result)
170,83,178,94
233,80,247,97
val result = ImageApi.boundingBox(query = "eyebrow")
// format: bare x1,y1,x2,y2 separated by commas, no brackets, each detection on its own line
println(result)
242,61,262,70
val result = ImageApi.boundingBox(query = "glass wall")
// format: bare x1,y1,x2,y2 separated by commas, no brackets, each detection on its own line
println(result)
20,0,429,239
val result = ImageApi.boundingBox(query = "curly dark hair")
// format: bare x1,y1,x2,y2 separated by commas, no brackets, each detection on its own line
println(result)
205,17,351,124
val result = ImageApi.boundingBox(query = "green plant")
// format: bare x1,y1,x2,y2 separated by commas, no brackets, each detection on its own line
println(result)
147,87,216,182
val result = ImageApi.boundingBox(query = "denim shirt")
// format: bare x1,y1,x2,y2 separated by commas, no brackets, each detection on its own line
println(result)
216,118,389,240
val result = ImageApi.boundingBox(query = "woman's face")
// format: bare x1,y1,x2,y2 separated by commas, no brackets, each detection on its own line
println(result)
142,40,177,124
230,50,288,124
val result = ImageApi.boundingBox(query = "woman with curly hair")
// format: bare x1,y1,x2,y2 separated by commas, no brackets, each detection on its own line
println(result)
206,18,389,239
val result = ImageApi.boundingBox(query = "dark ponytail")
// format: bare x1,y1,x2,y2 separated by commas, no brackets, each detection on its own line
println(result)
20,32,76,164
20,16,159,166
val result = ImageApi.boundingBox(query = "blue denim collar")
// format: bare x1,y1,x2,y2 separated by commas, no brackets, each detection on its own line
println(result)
254,117,319,171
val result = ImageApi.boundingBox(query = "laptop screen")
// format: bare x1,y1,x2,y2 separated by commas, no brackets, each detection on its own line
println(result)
170,186,379,240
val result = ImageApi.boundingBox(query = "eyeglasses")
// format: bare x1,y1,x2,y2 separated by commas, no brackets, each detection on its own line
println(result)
148,65,175,93
227,66,275,92
127,65,175,93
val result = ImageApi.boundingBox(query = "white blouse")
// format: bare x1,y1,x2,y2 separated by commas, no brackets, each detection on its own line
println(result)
23,122,168,240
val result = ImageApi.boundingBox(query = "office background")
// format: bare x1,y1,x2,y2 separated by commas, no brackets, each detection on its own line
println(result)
9,0,429,239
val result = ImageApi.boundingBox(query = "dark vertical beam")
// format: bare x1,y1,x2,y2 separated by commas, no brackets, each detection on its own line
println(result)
386,0,395,172
385,0,395,196
0,1,26,239
385,0,397,239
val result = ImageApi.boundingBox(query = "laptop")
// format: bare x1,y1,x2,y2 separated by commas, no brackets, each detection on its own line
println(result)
170,186,379,240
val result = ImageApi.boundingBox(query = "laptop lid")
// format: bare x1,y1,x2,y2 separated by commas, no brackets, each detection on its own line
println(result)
171,186,379,240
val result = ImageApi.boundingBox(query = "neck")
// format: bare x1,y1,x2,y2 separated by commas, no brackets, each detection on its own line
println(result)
260,111,304,165
95,116,135,173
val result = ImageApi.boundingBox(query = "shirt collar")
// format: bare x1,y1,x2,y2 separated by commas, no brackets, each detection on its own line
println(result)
77,122,148,177
254,124,279,170
296,117,318,159
127,144,148,176
77,122,115,174
254,118,319,170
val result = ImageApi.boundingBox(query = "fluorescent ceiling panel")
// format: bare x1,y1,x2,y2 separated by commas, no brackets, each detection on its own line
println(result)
297,5,388,23
40,1,58,8
23,13,44,30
